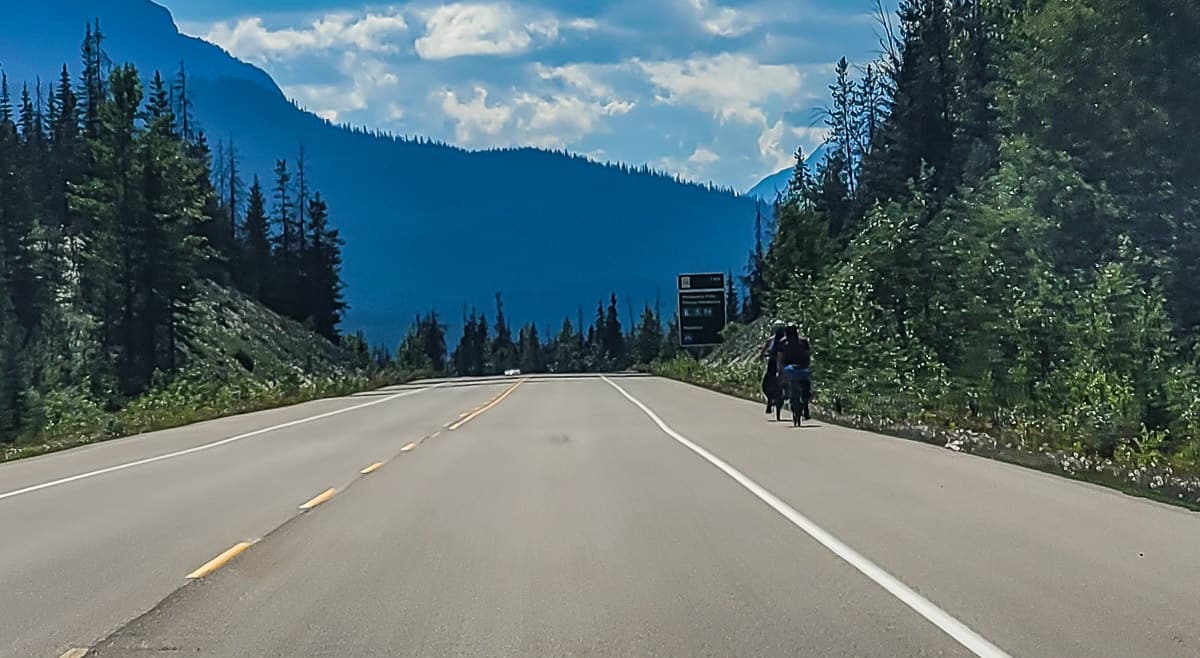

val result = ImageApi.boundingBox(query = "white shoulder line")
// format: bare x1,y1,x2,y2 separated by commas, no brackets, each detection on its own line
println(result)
0,385,439,503
601,376,1010,658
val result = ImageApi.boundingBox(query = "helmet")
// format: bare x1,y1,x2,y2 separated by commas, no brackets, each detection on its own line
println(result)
771,319,786,332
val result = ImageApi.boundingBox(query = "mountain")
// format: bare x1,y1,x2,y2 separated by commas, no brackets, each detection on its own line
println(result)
745,143,830,202
0,1,757,345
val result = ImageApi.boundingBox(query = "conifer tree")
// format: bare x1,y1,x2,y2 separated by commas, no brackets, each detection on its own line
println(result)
240,175,272,300
301,193,345,339
491,292,516,372
633,306,664,364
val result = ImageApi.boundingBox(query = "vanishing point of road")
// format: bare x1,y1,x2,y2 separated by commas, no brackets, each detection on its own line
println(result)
1,375,1197,657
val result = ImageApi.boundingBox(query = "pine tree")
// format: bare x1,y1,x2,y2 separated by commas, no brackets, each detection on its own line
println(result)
604,293,626,368
295,143,309,271
519,323,543,373
418,311,447,372
240,175,272,300
49,65,82,243
491,292,516,372
138,78,210,375
301,193,345,339
588,300,606,368
633,305,664,364
79,21,109,140
810,150,854,239
71,63,145,396
452,312,473,375
853,64,886,167
660,312,681,361
741,200,767,322
0,80,33,435
826,57,858,195
396,316,432,372
269,158,295,314
172,60,195,141
858,0,957,205
553,317,581,373
226,136,243,242
475,311,491,373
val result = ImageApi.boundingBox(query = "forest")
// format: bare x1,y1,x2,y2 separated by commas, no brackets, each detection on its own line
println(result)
0,24,348,445
715,0,1200,471
389,291,686,377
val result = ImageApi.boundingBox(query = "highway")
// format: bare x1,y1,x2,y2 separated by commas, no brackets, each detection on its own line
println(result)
1,375,1198,657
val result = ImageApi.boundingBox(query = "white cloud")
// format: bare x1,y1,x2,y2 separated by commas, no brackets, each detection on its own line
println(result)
535,63,617,99
688,146,720,165
637,53,804,125
757,121,828,175
687,0,759,37
203,12,408,63
414,3,597,60
514,93,634,148
284,54,400,125
433,79,633,150
416,4,529,59
437,87,515,143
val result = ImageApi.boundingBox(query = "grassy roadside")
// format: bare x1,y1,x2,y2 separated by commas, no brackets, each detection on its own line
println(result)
1,368,430,464
649,355,1200,512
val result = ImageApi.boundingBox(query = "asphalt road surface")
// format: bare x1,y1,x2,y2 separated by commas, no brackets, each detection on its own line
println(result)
2,375,1198,658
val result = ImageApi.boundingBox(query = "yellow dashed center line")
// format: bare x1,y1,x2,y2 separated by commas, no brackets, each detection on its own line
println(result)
299,487,337,510
360,462,384,475
186,541,256,579
400,442,418,452
58,649,89,658
449,379,525,431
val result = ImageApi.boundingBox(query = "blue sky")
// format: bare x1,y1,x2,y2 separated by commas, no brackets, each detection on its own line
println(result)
159,0,888,191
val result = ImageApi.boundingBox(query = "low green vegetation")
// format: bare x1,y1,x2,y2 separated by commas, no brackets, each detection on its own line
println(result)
2,282,421,462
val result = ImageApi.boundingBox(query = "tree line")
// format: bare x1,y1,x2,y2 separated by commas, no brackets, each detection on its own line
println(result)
0,23,346,441
382,292,683,377
740,0,1200,465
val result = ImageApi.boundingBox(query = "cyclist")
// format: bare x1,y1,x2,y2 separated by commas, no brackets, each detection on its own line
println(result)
776,323,812,427
761,320,786,419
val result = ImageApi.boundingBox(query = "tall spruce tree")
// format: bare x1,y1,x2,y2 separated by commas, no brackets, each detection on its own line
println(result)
491,292,516,372
301,193,345,339
240,175,272,300
269,158,295,314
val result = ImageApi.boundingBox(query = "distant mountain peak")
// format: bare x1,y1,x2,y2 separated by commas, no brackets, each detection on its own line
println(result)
744,143,831,202
2,0,280,97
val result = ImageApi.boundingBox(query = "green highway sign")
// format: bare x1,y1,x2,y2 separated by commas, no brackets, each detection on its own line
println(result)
677,272,726,347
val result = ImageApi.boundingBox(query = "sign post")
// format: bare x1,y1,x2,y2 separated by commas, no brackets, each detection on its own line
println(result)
677,273,727,348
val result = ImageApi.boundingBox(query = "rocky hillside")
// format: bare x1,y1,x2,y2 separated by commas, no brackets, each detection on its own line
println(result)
183,280,359,385
4,282,375,462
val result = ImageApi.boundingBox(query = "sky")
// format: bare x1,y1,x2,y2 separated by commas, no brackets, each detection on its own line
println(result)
158,0,889,191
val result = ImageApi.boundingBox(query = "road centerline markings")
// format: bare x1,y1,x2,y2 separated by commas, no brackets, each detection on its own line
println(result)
448,380,525,431
400,442,418,452
360,462,384,474
186,541,256,579
601,376,1011,658
57,649,89,658
0,384,441,504
299,488,338,510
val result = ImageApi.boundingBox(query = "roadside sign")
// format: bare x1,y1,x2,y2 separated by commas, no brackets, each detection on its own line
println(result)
677,272,726,347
